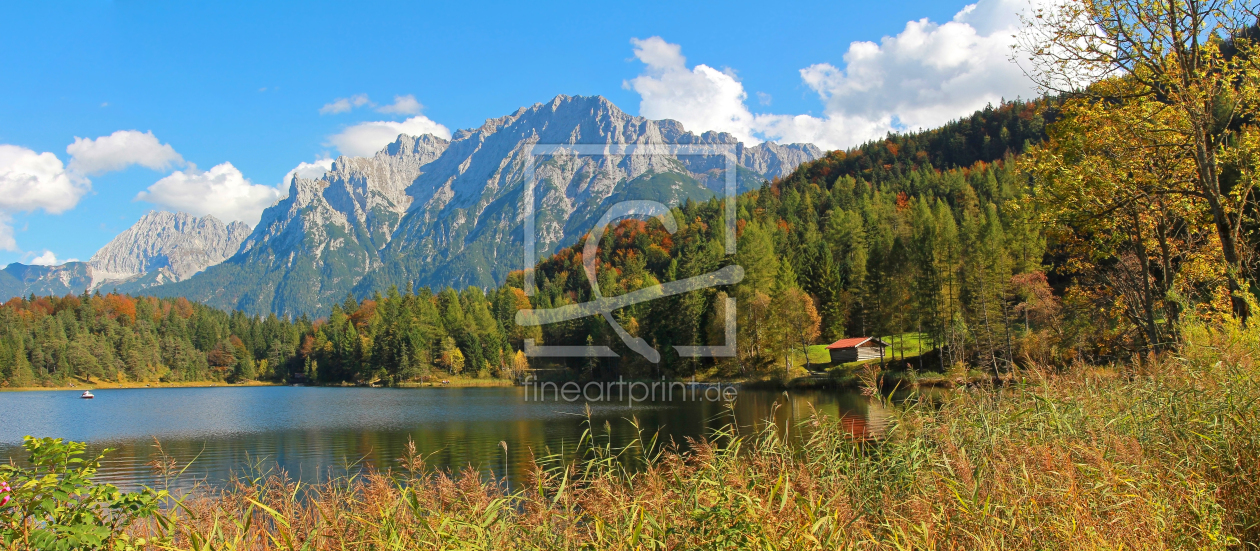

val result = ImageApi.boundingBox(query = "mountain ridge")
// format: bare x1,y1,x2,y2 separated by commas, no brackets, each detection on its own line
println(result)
90,211,251,288
0,212,252,300
151,94,822,315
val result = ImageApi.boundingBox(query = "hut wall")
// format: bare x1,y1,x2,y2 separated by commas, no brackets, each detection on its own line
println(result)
829,349,858,363
856,347,883,361
829,347,885,363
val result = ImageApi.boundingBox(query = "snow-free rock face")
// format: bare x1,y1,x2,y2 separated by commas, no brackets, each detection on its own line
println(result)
153,95,823,316
238,133,449,260
370,95,823,297
88,211,251,287
0,212,252,301
739,141,825,179
0,262,93,299
158,133,452,315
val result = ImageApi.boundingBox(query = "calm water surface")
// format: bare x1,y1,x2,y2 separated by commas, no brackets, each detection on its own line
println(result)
0,385,886,490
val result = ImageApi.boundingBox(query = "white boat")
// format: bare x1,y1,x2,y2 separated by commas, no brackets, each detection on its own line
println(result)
80,391,94,399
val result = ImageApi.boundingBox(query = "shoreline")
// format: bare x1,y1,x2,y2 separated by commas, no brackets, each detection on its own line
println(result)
0,368,988,393
0,377,518,392
0,380,282,392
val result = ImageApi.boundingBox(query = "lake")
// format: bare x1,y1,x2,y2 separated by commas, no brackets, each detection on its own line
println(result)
0,385,886,490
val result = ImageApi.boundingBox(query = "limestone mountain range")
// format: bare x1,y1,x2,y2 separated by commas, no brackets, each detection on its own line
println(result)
2,95,823,315
0,212,249,300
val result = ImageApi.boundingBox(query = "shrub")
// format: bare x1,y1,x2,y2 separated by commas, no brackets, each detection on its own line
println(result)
0,437,167,550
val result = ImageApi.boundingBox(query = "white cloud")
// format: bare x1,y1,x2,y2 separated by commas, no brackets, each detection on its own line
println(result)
0,145,92,251
27,250,79,266
625,36,760,144
320,93,372,115
0,215,15,252
0,145,90,215
136,162,285,226
800,0,1037,138
625,0,1039,150
66,130,185,176
376,95,423,115
752,112,896,151
327,116,451,157
28,250,61,266
281,157,334,186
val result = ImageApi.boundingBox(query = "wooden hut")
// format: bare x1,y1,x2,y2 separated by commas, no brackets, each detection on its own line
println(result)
824,337,891,364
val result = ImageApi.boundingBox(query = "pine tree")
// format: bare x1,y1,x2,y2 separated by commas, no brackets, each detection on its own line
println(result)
8,334,35,387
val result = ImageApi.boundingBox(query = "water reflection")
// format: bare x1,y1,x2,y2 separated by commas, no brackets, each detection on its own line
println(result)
0,386,887,490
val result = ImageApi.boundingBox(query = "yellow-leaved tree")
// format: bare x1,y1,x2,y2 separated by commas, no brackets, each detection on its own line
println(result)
1019,0,1260,337
1018,0,1254,325
1025,78,1226,351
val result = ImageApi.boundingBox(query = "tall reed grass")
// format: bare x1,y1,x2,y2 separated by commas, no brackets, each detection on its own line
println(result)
112,321,1260,549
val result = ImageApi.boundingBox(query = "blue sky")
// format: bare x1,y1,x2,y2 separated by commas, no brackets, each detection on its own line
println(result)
0,0,1039,266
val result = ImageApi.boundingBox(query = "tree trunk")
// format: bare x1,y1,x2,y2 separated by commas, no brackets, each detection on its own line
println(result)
1193,118,1250,323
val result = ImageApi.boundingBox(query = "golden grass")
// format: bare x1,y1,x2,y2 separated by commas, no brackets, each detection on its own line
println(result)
121,322,1259,550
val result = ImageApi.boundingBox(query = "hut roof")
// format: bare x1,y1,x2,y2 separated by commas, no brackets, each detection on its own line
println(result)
824,337,890,350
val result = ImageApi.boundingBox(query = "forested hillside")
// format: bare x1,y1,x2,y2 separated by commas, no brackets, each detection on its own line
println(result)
0,294,303,387
519,99,1063,374
785,99,1051,184
0,288,529,388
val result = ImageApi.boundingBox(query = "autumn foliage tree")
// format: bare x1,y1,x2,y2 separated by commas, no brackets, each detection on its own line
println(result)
1025,82,1226,351
1020,0,1260,321
773,287,822,372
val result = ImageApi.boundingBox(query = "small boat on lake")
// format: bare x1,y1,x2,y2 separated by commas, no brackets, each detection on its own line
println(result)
80,391,94,399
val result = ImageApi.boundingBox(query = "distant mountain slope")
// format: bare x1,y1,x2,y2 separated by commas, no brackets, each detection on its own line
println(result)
91,211,251,289
154,95,822,316
367,95,819,298
0,262,93,300
144,134,451,316
0,212,252,302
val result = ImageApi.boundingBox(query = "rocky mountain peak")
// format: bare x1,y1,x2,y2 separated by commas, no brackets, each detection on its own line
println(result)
88,211,251,287
381,133,449,158
241,131,450,261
